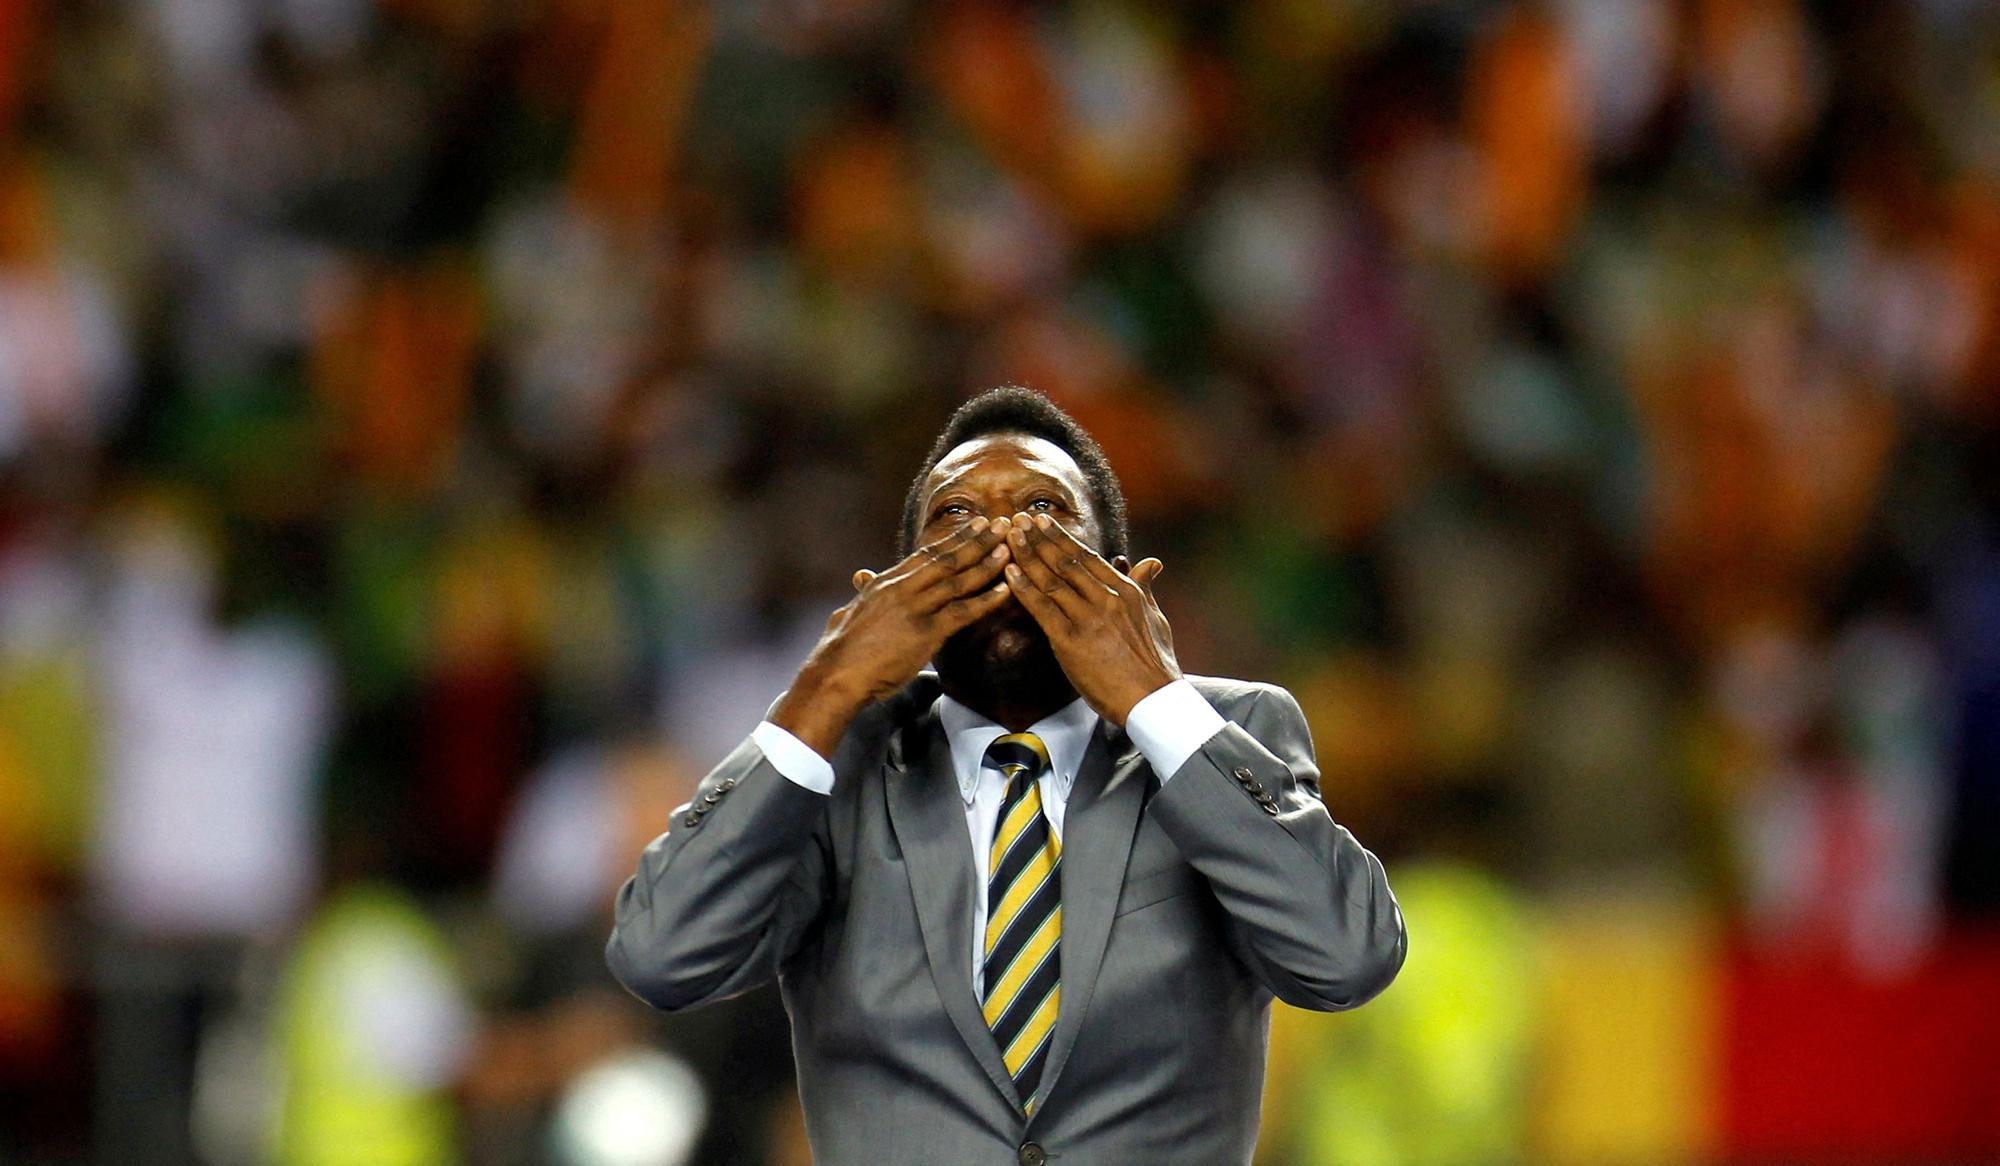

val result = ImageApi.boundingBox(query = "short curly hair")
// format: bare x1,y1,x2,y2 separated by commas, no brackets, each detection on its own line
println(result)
898,386,1130,561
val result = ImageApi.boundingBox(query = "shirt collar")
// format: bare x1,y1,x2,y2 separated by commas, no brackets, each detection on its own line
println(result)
937,693,1098,806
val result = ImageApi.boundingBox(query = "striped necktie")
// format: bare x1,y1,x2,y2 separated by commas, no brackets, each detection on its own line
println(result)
981,732,1061,1112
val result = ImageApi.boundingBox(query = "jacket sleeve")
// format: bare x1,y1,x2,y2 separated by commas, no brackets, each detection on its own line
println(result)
1145,683,1407,1010
605,734,833,1012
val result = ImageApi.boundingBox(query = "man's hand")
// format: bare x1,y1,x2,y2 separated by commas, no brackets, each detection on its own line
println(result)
770,517,1016,757
1003,512,1180,725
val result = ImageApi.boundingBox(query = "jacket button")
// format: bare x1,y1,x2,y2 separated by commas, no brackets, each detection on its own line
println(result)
1233,767,1254,784
1261,801,1281,816
682,812,699,827
701,790,721,804
719,777,738,791
1243,779,1265,795
1017,1144,1046,1166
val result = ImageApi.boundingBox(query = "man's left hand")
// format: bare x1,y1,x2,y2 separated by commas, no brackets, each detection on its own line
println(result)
1003,512,1181,725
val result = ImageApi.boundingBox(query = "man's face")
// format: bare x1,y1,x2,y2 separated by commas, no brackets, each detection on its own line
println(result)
916,433,1101,676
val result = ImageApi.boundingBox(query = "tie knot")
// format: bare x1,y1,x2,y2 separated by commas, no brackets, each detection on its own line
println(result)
984,732,1051,785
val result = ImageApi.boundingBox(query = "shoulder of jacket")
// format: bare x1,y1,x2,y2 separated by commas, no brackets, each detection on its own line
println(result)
1183,673,1294,715
825,672,943,777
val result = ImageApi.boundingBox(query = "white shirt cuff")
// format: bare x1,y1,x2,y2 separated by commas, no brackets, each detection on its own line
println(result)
1124,679,1227,782
751,721,835,795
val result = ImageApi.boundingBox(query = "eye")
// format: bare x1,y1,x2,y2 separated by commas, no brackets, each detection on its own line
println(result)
933,502,970,521
1028,497,1060,512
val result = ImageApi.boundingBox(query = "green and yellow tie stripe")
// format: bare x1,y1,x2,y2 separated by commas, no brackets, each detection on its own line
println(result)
981,732,1060,1111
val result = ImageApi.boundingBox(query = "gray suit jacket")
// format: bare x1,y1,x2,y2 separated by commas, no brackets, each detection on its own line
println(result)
608,673,1406,1165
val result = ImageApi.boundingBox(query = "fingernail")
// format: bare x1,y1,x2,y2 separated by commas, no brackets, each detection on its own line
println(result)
1036,514,1053,530
971,516,989,532
1010,528,1026,544
1006,563,1022,577
992,516,1010,533
989,544,1007,560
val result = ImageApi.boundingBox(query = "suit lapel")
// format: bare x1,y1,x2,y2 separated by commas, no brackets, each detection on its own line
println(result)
883,705,1022,1110
1037,724,1149,1106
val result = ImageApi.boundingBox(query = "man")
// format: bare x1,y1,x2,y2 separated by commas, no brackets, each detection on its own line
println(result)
609,387,1406,1165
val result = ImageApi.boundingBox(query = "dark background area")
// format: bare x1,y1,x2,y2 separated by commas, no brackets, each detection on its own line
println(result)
0,0,1997,1162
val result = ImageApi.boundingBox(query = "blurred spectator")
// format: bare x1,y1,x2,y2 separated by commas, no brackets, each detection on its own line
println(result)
272,882,471,1166
473,742,798,1165
1276,860,1539,1166
87,492,335,1163
0,0,1997,1161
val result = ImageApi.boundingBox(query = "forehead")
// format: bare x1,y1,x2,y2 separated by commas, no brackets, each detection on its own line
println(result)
923,432,1087,500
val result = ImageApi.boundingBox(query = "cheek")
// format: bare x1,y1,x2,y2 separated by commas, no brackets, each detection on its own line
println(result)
1061,515,1105,554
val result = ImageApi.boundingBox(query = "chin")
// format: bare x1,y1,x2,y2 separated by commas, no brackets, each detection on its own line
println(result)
939,602,1053,687
978,598,1048,650
981,607,1041,660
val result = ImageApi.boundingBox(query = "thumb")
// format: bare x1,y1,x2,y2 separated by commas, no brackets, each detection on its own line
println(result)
852,568,877,592
1130,557,1165,594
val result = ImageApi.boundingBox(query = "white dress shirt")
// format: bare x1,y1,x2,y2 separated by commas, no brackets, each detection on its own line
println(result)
748,678,1228,993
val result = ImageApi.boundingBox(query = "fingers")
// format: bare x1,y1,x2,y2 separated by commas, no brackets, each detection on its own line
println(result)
924,534,1012,606
887,516,1012,592
938,515,1013,575
1038,513,1128,591
935,573,1015,635
852,568,877,592
914,517,1016,606
1003,560,1072,631
1005,515,1095,620
1016,512,1127,598
909,517,997,580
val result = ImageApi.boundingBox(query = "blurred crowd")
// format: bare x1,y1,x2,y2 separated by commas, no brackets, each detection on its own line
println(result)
1,0,1997,1162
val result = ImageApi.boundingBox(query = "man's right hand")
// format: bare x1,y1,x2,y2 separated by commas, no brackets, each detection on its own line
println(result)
769,516,1016,759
